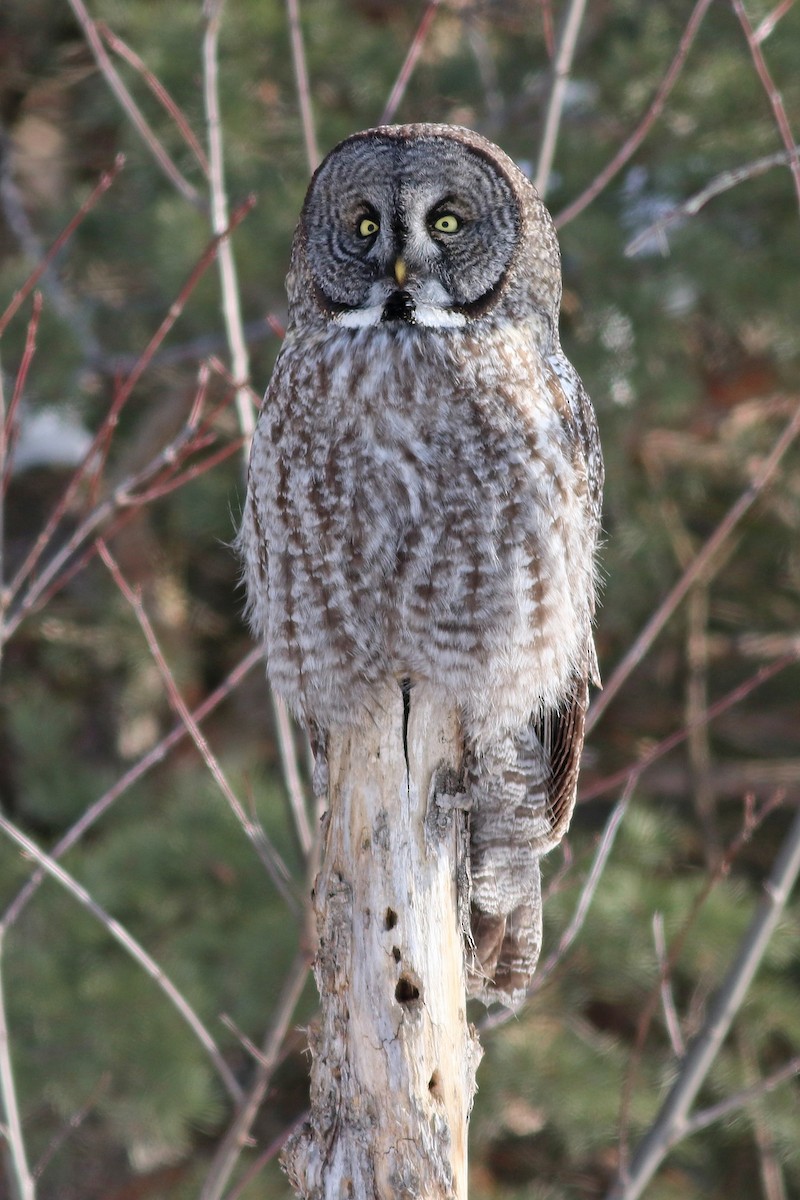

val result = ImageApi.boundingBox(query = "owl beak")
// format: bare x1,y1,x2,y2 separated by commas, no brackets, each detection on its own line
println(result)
393,258,408,286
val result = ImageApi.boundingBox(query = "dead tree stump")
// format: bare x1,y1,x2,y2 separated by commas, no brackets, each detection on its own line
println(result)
282,681,482,1199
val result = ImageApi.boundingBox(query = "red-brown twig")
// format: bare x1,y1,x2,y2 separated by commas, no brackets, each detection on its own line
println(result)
66,0,204,208
123,436,244,506
96,540,299,912
223,1110,310,1200
285,0,320,171
2,197,255,627
379,0,442,126
581,650,800,804
2,646,263,930
2,418,239,632
206,354,263,408
0,156,125,340
2,377,228,635
97,21,210,175
265,313,286,340
587,398,800,734
555,0,714,228
1,293,43,494
732,0,800,211
539,0,556,59
754,0,796,43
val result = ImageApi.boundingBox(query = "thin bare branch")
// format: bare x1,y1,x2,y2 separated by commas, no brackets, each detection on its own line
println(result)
607,804,800,1200
219,1013,271,1069
285,0,320,171
0,819,242,1105
0,365,4,663
223,1110,309,1200
534,0,588,197
555,0,714,228
1,293,43,494
97,21,210,175
652,914,685,1057
754,0,796,43
0,934,35,1200
680,1055,800,1142
2,647,262,930
0,128,100,362
465,22,503,129
32,1073,110,1181
535,780,633,988
581,652,799,803
66,0,204,207
199,949,312,1200
200,5,310,886
625,146,800,256
2,197,255,634
202,0,257,453
732,0,800,211
737,1031,787,1200
97,541,299,912
616,791,782,1166
96,316,277,377
0,155,125,340
646,472,722,861
587,398,800,733
380,0,442,126
2,383,224,636
539,0,556,59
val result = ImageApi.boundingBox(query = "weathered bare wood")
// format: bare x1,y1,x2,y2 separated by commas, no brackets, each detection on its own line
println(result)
283,682,482,1199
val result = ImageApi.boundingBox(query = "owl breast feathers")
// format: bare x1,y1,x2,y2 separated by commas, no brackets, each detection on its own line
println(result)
239,123,603,1007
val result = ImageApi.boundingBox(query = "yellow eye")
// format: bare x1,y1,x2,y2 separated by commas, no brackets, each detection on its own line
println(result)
433,214,460,234
358,217,379,237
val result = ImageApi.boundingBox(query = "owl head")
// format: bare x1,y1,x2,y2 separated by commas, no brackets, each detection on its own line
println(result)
286,123,563,347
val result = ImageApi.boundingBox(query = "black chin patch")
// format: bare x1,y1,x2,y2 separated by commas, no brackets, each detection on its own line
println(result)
382,290,416,323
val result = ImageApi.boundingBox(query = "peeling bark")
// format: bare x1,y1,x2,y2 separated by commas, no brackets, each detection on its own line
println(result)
283,682,481,1199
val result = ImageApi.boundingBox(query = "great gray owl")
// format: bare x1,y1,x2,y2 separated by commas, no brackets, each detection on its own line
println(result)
239,123,603,1007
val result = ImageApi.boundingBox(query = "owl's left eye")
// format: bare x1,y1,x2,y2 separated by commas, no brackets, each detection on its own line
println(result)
431,213,461,234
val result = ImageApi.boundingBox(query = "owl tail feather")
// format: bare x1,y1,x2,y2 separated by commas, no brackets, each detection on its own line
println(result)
469,893,543,1007
465,725,550,1008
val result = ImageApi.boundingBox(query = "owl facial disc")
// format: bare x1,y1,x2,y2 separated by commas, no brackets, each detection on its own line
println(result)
300,126,521,325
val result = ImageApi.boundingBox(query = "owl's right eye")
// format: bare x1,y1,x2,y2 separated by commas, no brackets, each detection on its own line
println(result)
358,217,380,238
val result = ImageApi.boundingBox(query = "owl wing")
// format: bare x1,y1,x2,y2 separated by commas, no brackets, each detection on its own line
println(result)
238,469,270,646
468,355,602,1006
534,670,589,850
547,351,604,689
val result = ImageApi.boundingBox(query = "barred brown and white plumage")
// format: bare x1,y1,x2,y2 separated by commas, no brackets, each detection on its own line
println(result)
239,123,603,1007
